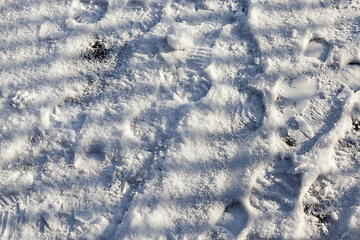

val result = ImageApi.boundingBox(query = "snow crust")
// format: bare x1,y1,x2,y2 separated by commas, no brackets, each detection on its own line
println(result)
1,0,360,239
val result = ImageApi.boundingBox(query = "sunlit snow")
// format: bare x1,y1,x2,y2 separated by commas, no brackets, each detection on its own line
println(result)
1,0,360,239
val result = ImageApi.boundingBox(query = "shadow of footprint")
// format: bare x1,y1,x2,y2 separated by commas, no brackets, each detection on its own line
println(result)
216,201,249,237
73,0,108,24
304,38,330,62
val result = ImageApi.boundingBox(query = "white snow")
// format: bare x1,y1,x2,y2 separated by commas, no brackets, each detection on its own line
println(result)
1,0,360,239
167,23,194,50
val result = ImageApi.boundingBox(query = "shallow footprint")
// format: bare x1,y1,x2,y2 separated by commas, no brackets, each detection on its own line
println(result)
73,0,108,24
123,1,161,38
186,47,213,70
275,75,349,149
175,46,214,102
304,38,330,62
248,159,302,238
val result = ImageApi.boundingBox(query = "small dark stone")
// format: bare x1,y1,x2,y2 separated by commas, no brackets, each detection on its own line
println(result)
284,137,296,147
353,119,360,131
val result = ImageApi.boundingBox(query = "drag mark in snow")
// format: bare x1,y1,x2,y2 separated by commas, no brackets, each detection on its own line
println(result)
72,0,109,24
304,38,330,62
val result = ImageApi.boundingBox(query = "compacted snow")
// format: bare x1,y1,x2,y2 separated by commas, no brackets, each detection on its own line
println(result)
1,0,360,239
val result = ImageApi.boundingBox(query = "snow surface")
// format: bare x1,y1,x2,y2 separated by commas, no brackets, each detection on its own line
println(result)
1,0,360,239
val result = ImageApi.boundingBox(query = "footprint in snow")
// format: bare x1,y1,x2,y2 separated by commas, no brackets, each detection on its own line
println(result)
331,118,360,237
116,1,160,40
304,38,330,62
248,159,302,239
163,21,214,102
11,90,35,109
276,61,360,146
215,201,249,239
126,2,159,33
131,106,182,147
240,88,266,131
161,46,214,102
302,176,337,236
186,47,213,71
341,61,360,92
0,194,24,239
72,0,108,24
276,74,347,150
172,72,213,102
333,99,360,174
180,47,214,102
229,86,266,133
